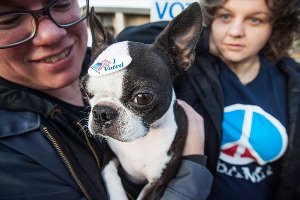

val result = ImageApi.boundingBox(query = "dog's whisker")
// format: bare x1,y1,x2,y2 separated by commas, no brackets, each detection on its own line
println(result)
78,117,89,124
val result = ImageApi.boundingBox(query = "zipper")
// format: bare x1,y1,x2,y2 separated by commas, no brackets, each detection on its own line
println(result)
76,123,135,200
127,192,135,200
76,122,101,168
42,126,92,200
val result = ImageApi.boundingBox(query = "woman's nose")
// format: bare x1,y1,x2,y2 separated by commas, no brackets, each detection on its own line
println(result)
32,17,67,46
227,19,245,38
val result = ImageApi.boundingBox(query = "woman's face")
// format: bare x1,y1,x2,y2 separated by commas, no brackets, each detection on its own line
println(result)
210,0,272,64
0,0,88,91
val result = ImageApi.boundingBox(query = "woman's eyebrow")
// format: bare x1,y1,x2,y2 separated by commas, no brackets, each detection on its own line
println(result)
0,2,23,11
217,7,231,12
251,11,271,17
217,7,271,17
0,0,49,10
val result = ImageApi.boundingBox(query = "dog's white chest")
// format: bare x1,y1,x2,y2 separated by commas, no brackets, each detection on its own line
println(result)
108,104,178,183
109,131,174,183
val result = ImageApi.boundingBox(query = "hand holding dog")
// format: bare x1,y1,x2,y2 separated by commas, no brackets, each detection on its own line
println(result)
177,100,205,156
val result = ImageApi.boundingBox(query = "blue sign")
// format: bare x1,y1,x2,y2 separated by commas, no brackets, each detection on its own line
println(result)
151,0,198,22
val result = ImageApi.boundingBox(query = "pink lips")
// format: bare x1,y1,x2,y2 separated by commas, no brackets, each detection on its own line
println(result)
225,43,245,51
32,47,71,63
30,46,74,71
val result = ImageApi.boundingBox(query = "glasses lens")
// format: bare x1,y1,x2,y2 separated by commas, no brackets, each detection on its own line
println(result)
50,0,88,27
0,13,35,48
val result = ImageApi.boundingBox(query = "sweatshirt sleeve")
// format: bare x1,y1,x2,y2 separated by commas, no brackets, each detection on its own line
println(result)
161,158,213,200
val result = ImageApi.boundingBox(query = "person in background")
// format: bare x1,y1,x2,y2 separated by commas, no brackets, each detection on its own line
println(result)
117,0,300,199
0,0,212,199
176,0,300,199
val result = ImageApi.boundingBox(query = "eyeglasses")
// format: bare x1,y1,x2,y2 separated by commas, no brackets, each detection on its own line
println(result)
0,0,89,49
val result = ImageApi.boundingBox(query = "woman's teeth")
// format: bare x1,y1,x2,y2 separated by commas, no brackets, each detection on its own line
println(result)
40,49,70,63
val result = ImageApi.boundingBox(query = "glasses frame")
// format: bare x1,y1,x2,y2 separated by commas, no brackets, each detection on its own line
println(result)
0,0,89,49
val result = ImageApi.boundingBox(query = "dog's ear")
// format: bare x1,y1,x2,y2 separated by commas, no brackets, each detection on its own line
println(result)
89,7,115,61
154,2,202,76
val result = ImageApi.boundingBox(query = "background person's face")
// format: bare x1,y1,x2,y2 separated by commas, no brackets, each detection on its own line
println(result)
0,0,88,91
211,0,272,64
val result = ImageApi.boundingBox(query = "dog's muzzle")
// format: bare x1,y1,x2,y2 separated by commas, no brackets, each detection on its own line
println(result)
92,105,118,126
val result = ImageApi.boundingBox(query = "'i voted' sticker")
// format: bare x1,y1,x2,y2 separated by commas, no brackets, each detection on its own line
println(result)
88,55,132,76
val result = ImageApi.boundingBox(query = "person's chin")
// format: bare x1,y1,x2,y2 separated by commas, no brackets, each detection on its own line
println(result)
222,52,247,63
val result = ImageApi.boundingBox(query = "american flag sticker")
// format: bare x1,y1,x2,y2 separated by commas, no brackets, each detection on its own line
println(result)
91,59,112,72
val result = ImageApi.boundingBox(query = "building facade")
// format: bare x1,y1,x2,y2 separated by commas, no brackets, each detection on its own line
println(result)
89,0,151,36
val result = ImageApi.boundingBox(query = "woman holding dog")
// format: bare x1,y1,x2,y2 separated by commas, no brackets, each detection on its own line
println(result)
0,0,212,199
118,1,300,198
174,0,300,199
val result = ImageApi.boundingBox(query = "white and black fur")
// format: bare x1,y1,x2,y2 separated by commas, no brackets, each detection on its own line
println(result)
81,3,203,200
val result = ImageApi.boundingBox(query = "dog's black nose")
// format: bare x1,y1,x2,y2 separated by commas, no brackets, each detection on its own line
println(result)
92,105,118,123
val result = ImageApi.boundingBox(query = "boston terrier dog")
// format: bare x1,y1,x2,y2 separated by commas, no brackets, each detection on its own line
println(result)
81,3,202,200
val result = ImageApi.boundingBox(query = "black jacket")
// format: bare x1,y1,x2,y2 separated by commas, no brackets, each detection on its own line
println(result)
174,30,300,200
0,50,108,200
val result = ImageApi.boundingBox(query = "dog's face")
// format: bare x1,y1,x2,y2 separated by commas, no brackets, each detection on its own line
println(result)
82,42,174,142
82,4,202,142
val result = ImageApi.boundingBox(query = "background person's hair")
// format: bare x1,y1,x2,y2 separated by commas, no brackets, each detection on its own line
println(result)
200,0,300,62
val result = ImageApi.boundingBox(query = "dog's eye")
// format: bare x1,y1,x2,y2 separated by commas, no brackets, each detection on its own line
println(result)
134,93,153,105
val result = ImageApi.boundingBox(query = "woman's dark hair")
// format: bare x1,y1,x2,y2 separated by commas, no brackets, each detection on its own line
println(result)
201,0,300,62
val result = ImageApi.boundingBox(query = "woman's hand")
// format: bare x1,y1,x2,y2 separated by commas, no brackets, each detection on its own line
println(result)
177,100,205,156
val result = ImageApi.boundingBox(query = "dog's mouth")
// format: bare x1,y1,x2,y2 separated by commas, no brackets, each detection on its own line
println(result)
89,103,149,142
90,116,148,142
91,116,118,136
90,116,129,142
